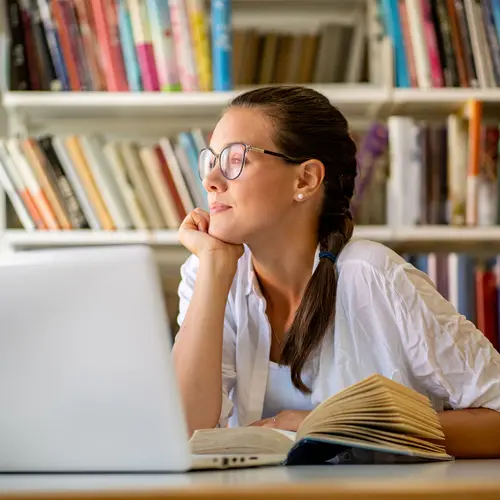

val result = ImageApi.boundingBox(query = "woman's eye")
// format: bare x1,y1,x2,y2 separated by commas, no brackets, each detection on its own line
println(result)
230,155,243,164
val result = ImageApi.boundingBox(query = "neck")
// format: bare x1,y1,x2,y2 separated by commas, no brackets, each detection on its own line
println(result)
249,226,318,316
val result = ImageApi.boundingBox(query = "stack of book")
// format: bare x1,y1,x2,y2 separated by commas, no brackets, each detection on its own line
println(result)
378,0,500,88
0,132,208,231
406,253,500,351
6,0,231,92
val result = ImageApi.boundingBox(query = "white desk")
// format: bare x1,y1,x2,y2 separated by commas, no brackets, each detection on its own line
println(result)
1,460,500,500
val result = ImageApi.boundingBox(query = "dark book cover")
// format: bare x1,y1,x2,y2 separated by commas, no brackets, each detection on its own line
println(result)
433,0,460,87
19,1,41,90
454,0,479,87
7,0,31,90
476,263,499,351
38,136,89,229
27,0,60,91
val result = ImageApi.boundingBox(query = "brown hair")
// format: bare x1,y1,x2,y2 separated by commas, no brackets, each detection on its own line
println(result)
230,86,357,393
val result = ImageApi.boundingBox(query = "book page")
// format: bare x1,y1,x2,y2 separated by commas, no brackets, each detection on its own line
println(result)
190,427,294,455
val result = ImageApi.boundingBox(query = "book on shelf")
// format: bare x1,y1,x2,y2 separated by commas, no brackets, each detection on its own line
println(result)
190,373,453,465
0,130,209,231
2,0,368,92
375,0,500,88
405,252,500,351
353,105,500,229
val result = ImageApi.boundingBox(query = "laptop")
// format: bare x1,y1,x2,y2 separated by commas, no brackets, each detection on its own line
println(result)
0,245,283,472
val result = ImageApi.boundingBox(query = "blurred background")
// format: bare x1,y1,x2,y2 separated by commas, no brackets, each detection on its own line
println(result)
0,0,499,350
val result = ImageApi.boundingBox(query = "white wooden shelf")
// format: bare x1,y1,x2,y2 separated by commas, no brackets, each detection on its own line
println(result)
2,85,389,132
2,226,500,251
1,229,180,248
4,87,500,135
391,88,500,118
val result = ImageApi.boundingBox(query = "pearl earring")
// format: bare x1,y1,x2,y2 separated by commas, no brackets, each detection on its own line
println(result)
297,193,304,201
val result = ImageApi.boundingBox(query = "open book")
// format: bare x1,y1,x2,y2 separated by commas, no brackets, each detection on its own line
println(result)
190,374,454,465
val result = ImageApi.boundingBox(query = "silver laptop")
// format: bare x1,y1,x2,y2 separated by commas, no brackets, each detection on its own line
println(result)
0,245,283,472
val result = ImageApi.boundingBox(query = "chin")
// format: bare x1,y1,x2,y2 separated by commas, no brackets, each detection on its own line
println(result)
208,218,246,245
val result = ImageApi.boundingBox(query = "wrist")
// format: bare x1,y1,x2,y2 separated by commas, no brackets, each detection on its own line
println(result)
198,251,238,283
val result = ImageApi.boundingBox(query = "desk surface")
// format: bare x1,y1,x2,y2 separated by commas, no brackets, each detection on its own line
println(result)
1,460,500,500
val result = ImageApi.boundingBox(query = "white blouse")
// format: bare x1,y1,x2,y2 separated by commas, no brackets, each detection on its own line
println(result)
177,239,500,428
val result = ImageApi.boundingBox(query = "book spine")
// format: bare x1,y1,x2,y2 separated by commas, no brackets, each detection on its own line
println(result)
454,0,479,87
90,0,129,91
211,0,232,90
116,0,143,91
483,0,500,86
27,0,61,91
50,0,82,90
446,0,469,86
420,0,445,87
18,0,40,90
73,0,106,91
38,136,89,229
7,0,31,90
397,0,418,87
127,0,160,91
168,0,199,91
61,0,93,90
492,0,500,43
36,0,69,90
433,0,460,87
147,0,181,91
187,0,212,91
405,0,432,88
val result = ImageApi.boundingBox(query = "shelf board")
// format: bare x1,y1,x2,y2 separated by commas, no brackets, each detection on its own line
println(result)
3,226,500,251
5,87,500,135
391,88,500,118
2,229,180,248
1,85,390,132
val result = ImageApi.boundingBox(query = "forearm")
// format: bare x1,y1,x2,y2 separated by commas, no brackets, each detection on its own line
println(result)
173,256,235,435
439,408,500,458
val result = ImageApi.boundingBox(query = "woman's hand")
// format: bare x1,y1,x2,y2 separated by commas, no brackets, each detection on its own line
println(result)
178,208,244,265
248,410,311,432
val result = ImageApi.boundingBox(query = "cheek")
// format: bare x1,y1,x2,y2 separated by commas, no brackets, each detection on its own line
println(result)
208,174,292,241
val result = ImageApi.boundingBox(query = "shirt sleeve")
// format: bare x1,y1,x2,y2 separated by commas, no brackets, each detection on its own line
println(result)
176,255,237,427
375,261,500,410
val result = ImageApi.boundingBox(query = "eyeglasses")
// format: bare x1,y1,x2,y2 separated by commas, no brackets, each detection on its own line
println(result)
198,143,298,181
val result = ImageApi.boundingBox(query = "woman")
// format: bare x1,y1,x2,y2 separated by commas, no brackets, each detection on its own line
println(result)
173,86,500,458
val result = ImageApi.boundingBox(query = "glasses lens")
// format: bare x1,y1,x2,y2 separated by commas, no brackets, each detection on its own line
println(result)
198,149,215,180
220,143,245,180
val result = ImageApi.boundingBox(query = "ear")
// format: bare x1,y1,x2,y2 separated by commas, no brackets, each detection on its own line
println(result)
294,159,325,202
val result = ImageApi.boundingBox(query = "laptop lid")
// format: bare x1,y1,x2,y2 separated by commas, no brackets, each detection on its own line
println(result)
0,245,192,472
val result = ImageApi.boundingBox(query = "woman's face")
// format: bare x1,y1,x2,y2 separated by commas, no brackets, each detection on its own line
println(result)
203,107,301,245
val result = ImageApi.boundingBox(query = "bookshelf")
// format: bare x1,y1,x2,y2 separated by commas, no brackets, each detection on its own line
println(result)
1,0,500,259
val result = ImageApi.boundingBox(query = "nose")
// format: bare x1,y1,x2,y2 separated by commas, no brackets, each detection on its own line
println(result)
202,162,228,194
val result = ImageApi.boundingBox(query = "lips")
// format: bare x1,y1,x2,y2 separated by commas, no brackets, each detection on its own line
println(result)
210,202,232,214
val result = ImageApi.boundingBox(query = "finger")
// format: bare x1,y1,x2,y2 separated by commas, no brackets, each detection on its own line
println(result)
194,208,210,231
182,210,208,233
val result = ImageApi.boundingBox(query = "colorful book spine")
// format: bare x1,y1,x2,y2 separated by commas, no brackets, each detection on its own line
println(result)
420,0,445,87
147,0,181,91
168,0,199,91
211,0,232,90
127,0,160,91
36,0,70,90
187,0,212,91
90,0,129,91
116,0,143,91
